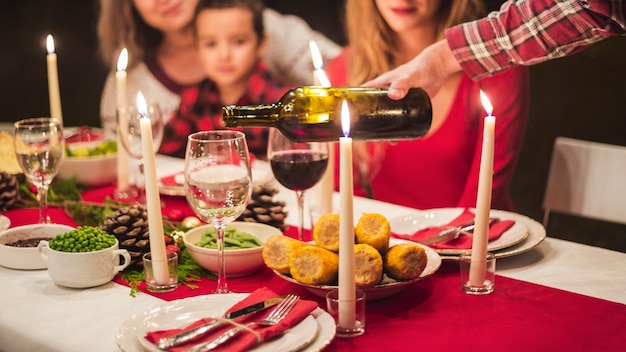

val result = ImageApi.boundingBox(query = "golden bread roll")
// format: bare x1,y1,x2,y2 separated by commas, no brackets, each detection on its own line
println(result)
354,243,383,288
355,213,390,255
289,244,339,285
313,213,341,252
262,235,304,274
384,243,428,281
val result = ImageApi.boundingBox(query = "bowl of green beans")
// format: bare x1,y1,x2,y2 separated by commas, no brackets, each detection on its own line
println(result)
183,222,282,277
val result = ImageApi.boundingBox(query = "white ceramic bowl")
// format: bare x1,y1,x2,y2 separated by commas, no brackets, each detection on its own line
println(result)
183,222,282,277
58,153,117,186
0,223,75,270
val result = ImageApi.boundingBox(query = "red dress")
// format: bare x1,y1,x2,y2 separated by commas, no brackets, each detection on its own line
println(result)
326,50,529,211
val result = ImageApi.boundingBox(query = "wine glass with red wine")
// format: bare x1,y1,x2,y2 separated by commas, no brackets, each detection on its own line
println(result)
268,128,328,241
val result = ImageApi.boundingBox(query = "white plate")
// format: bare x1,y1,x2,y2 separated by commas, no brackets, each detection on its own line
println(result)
389,208,529,256
0,215,9,232
275,239,442,301
157,159,273,196
116,294,335,352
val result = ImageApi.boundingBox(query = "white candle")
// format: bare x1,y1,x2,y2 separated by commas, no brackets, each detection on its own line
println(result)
137,92,169,284
309,40,334,214
469,90,495,286
338,100,356,328
46,34,63,125
116,48,130,191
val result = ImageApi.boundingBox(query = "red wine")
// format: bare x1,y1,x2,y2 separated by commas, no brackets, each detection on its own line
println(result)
270,150,328,191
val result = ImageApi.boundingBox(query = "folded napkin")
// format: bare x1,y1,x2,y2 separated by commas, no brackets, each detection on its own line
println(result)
391,208,515,249
145,287,317,352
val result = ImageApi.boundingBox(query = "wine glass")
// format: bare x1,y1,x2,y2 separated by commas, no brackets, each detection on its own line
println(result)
13,118,64,223
184,131,252,294
117,102,164,203
268,128,329,241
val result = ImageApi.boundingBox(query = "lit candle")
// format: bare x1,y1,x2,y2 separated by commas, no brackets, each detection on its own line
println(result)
46,34,63,125
338,100,356,328
137,91,169,284
116,48,130,191
309,40,334,215
469,90,495,286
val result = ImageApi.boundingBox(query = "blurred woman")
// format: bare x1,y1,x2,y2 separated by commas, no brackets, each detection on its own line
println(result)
97,0,341,131
327,0,529,210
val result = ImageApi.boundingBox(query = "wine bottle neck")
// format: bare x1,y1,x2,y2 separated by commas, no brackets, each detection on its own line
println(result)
222,104,279,127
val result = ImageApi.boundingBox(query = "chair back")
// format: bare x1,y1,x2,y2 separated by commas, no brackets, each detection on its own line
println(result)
542,137,626,227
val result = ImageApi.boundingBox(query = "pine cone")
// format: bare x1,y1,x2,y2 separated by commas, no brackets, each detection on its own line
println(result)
238,184,288,232
101,204,150,269
0,172,18,211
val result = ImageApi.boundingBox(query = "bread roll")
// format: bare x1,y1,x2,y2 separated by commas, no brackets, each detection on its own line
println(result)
262,235,304,274
289,244,339,285
312,213,341,252
355,213,390,255
384,243,428,281
354,243,383,288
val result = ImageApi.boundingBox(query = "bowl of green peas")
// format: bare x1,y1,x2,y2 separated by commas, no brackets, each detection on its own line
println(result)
183,222,282,277
37,226,131,288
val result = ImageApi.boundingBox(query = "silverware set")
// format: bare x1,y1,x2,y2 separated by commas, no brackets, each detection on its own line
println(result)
419,218,500,245
157,294,299,351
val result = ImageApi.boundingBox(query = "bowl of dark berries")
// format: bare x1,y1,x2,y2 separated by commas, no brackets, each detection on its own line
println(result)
0,223,75,270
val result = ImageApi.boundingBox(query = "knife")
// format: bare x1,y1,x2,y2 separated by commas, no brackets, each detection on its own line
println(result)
419,218,500,246
155,295,288,350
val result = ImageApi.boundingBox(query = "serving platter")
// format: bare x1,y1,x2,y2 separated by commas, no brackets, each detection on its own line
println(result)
274,239,442,300
116,293,335,352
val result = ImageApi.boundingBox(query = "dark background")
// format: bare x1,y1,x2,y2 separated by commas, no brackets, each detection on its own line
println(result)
1,0,625,252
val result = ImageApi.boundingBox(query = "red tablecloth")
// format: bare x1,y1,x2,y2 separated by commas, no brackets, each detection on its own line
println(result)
4,185,626,351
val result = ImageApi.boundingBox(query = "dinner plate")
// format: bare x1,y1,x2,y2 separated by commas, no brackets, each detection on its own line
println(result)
157,159,274,196
116,293,335,352
274,239,442,301
0,215,9,232
388,208,529,256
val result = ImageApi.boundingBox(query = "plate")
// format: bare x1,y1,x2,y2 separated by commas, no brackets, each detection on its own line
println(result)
274,239,442,301
157,159,274,196
389,208,529,256
116,294,335,352
0,215,9,232
482,211,546,260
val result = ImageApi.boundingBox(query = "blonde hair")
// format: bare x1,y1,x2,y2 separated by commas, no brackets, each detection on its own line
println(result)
97,0,163,70
345,0,486,85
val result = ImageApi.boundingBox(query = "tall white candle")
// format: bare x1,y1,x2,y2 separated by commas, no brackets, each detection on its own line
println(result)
116,48,130,191
46,34,63,125
137,92,169,284
309,40,334,215
469,90,495,286
338,100,356,328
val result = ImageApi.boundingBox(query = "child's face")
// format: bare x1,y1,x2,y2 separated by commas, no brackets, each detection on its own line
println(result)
195,7,263,89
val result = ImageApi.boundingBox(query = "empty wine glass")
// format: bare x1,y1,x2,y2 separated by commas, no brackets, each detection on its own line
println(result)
268,128,328,241
184,131,252,294
13,118,64,223
117,95,164,203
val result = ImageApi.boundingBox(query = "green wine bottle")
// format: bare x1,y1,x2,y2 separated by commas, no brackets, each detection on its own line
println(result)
222,87,432,142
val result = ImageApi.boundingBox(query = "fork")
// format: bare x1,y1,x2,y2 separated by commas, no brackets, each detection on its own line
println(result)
185,294,300,352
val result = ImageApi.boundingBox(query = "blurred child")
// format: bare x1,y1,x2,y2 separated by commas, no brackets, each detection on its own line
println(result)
159,0,293,159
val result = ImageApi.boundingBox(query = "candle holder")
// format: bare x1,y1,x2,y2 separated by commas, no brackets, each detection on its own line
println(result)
460,252,495,295
326,289,366,337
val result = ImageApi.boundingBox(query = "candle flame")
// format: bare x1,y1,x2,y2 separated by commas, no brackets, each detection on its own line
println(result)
136,91,148,117
46,34,55,54
309,40,331,87
117,48,128,72
341,100,350,137
480,90,493,116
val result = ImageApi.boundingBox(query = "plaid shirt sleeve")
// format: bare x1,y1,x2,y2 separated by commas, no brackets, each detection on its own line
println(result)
446,0,626,80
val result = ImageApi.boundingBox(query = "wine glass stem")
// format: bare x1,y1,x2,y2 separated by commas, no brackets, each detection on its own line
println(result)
37,183,51,224
214,223,230,294
295,190,306,241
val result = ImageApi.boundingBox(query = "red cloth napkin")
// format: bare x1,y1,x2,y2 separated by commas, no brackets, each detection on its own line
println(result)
391,208,514,249
144,287,318,352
